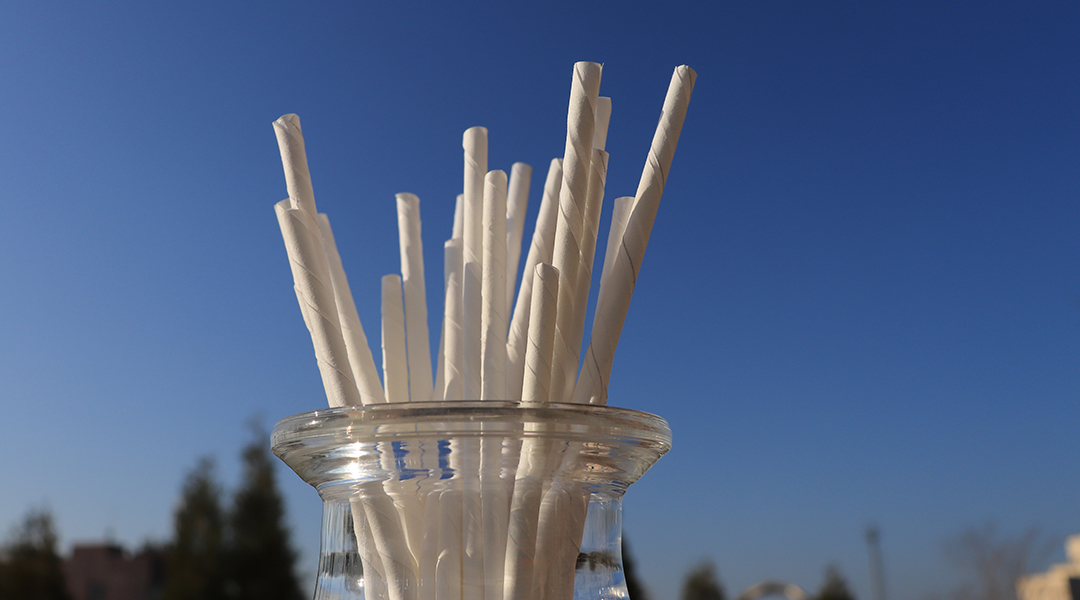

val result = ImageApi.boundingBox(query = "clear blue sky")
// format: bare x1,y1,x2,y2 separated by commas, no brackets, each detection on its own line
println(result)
2,2,1078,599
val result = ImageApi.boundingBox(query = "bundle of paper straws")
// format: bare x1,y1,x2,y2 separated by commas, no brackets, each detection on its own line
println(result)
273,62,694,600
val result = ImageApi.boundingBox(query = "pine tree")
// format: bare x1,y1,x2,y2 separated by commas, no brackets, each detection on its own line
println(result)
680,562,725,600
162,457,228,600
622,536,649,600
815,566,856,600
0,508,72,600
227,422,304,600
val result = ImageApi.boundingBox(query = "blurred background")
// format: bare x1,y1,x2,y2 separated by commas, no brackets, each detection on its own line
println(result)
1,2,1078,600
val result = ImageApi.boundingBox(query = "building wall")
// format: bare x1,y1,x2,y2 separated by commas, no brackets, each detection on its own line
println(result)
63,544,166,600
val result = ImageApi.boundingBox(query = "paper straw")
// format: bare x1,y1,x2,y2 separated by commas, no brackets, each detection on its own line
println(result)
505,162,532,317
502,431,557,600
434,490,463,600
351,501,388,599
382,274,409,404
397,193,434,402
504,264,561,600
436,195,465,400
557,96,610,403
317,213,386,404
417,490,441,600
573,65,696,405
521,264,560,404
480,170,514,600
595,196,633,315
379,450,426,582
453,193,464,239
274,201,361,407
273,114,319,217
460,437,484,600
441,240,464,401
481,170,508,400
378,272,426,588
549,61,602,403
534,487,588,600
556,94,611,401
593,97,611,152
505,159,562,401
462,127,487,400
362,489,419,600
559,148,608,402
433,321,446,401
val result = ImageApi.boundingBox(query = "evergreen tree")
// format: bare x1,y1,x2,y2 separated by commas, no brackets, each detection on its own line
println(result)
622,536,649,600
227,422,304,600
162,457,228,600
815,566,856,600
680,562,725,600
0,508,72,600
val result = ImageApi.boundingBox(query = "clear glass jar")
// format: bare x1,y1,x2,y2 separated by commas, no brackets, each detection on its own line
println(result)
272,402,671,600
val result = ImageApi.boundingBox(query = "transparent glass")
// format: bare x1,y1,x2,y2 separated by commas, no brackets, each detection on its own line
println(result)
272,402,671,600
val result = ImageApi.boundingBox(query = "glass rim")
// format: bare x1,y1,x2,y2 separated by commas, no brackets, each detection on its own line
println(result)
272,401,671,449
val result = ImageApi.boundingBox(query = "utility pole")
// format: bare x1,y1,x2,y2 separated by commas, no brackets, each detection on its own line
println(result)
866,525,886,600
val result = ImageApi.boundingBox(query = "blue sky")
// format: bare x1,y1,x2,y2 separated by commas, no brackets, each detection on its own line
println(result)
2,2,1078,599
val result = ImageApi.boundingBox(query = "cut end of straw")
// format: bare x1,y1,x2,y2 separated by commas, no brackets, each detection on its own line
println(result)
274,113,301,133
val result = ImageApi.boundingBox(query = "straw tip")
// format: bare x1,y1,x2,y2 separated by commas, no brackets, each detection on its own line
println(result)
274,113,301,129
536,263,559,278
675,65,698,85
485,170,507,186
574,61,603,74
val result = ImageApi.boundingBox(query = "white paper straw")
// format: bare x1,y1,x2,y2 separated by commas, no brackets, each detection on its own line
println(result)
502,429,556,600
460,437,484,600
479,170,512,600
481,170,508,400
505,162,532,317
363,489,419,600
378,268,427,576
417,490,441,600
573,65,696,405
504,263,561,600
351,500,388,598
593,97,611,152
559,148,608,402
397,193,434,402
434,490,463,600
379,451,426,584
317,213,386,404
433,321,446,402
462,127,487,400
442,240,464,401
534,488,588,600
436,195,465,400
275,201,361,407
549,61,602,403
595,196,633,315
521,264,560,404
273,114,319,217
506,159,562,401
453,193,465,239
382,274,410,404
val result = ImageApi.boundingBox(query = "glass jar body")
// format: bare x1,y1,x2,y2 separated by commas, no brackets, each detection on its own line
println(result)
272,402,671,600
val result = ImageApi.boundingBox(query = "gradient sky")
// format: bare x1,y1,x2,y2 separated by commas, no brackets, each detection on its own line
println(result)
2,2,1079,599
